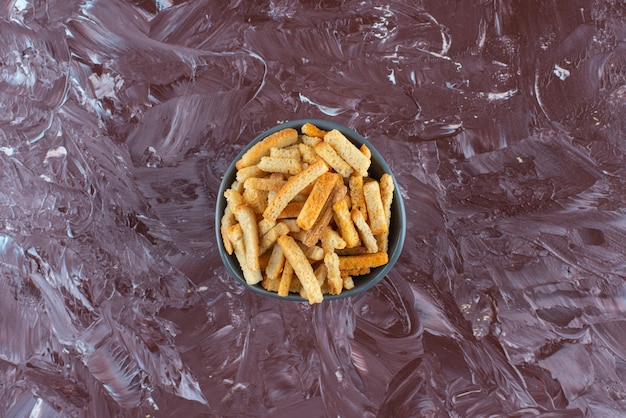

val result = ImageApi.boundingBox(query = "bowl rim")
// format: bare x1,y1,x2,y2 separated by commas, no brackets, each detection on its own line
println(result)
215,118,406,301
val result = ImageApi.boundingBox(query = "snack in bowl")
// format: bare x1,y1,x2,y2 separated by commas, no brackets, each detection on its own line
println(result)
216,119,406,304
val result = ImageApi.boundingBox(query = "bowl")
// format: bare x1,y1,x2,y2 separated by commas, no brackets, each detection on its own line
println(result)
215,119,406,301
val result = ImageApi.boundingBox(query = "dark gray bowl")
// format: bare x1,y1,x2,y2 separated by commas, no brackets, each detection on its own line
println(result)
215,119,406,301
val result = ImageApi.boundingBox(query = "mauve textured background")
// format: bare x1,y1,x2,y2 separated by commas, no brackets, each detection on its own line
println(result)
2,0,626,417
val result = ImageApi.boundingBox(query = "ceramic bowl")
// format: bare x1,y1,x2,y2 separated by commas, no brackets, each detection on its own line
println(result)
215,119,406,301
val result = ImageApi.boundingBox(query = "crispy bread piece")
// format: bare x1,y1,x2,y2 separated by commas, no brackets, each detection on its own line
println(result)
324,129,371,177
332,196,360,248
363,180,388,235
297,172,340,231
232,204,262,276
277,235,323,304
377,173,395,253
351,208,378,253
338,252,389,271
302,122,327,138
258,156,302,175
314,141,354,178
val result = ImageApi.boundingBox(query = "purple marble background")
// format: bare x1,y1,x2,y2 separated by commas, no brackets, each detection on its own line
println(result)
2,0,626,416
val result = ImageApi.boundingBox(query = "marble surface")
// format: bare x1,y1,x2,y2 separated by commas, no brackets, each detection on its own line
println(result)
2,0,626,416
